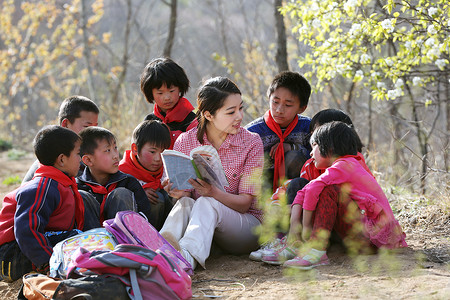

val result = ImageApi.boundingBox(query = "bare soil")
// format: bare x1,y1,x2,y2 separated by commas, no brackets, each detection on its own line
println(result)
0,152,449,299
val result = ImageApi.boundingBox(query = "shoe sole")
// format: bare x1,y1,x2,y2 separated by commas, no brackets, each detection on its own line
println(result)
262,259,285,265
284,260,330,270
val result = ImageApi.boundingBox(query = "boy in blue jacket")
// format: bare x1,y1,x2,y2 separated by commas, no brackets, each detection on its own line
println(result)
76,126,153,229
0,125,85,281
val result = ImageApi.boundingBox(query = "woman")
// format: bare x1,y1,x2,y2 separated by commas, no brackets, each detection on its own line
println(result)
160,77,264,270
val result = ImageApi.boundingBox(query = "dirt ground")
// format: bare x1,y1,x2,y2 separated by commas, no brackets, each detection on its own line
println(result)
0,151,449,299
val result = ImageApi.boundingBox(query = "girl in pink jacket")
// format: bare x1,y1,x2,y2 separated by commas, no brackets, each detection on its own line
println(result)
286,121,407,270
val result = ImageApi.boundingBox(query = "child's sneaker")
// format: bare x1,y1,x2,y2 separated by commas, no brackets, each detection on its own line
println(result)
261,242,297,265
283,250,330,270
249,238,282,261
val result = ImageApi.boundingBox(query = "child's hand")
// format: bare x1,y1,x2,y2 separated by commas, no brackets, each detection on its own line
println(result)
189,178,215,198
269,142,293,158
144,187,159,205
301,225,312,242
162,178,190,199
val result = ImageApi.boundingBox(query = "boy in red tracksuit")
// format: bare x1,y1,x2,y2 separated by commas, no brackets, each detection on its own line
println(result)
0,126,85,282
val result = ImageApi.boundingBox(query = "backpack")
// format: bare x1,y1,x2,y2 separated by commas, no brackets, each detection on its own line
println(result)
49,228,118,278
19,273,129,300
68,244,192,300
104,210,193,275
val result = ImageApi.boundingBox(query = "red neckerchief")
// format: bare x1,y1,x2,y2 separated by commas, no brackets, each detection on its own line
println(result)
118,150,163,190
85,182,118,223
34,165,84,230
264,110,299,192
153,97,194,124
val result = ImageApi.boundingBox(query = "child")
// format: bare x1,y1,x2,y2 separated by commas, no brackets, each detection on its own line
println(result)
22,95,99,184
76,127,153,230
140,57,197,149
284,121,407,270
245,71,311,192
0,125,84,281
119,120,172,230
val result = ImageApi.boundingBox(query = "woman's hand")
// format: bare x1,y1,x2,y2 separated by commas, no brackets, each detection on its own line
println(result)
162,178,190,199
188,178,216,198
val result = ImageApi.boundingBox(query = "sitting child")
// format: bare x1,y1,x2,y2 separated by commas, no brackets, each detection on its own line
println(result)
245,71,311,192
0,125,84,281
22,95,99,184
119,120,173,230
76,126,152,230
284,121,407,270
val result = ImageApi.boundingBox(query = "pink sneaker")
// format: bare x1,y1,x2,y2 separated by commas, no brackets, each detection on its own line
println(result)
261,242,297,265
283,253,330,270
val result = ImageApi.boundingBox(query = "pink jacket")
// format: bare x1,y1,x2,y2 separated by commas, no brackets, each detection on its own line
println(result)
293,156,407,249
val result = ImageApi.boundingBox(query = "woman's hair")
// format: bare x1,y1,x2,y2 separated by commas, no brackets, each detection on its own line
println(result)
132,120,171,152
34,125,81,166
140,57,190,104
309,109,363,152
310,121,362,158
196,77,241,144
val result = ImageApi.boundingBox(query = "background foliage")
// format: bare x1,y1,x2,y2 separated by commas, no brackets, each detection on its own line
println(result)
0,0,448,195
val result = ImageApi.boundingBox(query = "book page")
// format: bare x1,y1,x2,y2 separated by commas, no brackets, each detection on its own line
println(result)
161,151,197,190
190,145,228,189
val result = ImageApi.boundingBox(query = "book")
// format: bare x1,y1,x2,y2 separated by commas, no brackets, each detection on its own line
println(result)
161,145,228,191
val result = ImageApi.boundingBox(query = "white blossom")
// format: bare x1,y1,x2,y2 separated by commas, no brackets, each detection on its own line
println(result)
354,70,364,81
435,59,447,70
412,77,422,86
426,47,441,59
360,53,371,64
322,41,331,49
427,24,438,35
395,78,404,89
312,18,321,28
425,38,436,47
387,88,402,99
428,7,438,17
405,41,412,50
349,23,361,36
385,58,394,67
377,82,386,89
344,0,358,12
336,64,351,74
381,19,395,33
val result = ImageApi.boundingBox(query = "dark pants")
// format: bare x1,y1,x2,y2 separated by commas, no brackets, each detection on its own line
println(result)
286,177,309,204
0,230,80,282
81,188,137,231
265,150,309,192
150,190,173,231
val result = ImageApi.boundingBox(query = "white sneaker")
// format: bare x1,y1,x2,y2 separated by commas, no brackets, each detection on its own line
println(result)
180,248,197,270
249,238,282,261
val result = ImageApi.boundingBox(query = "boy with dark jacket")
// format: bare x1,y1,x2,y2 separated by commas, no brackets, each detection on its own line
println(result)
76,126,153,229
0,125,84,281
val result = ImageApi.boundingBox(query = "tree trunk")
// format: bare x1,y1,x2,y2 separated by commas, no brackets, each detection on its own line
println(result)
163,0,177,58
274,0,288,72
81,0,96,101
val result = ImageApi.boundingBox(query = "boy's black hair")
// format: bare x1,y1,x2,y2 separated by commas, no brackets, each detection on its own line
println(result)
140,57,190,104
58,95,99,124
267,71,311,107
311,121,362,158
34,125,80,166
132,120,171,153
79,126,116,156
309,109,363,152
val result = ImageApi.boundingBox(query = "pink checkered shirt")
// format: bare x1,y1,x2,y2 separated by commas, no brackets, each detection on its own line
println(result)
174,127,264,222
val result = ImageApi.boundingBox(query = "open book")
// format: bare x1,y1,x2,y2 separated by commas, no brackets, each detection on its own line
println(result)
161,145,228,191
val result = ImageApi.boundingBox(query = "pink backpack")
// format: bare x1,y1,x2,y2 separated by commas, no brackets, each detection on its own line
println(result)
68,244,192,300
104,211,193,275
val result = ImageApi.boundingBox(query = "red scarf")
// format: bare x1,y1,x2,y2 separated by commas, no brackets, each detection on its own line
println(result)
153,97,194,124
118,150,163,190
34,165,84,230
264,110,298,192
85,182,118,223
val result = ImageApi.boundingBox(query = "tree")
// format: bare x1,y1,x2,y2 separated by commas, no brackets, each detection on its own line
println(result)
162,0,177,58
274,0,289,72
282,0,449,193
